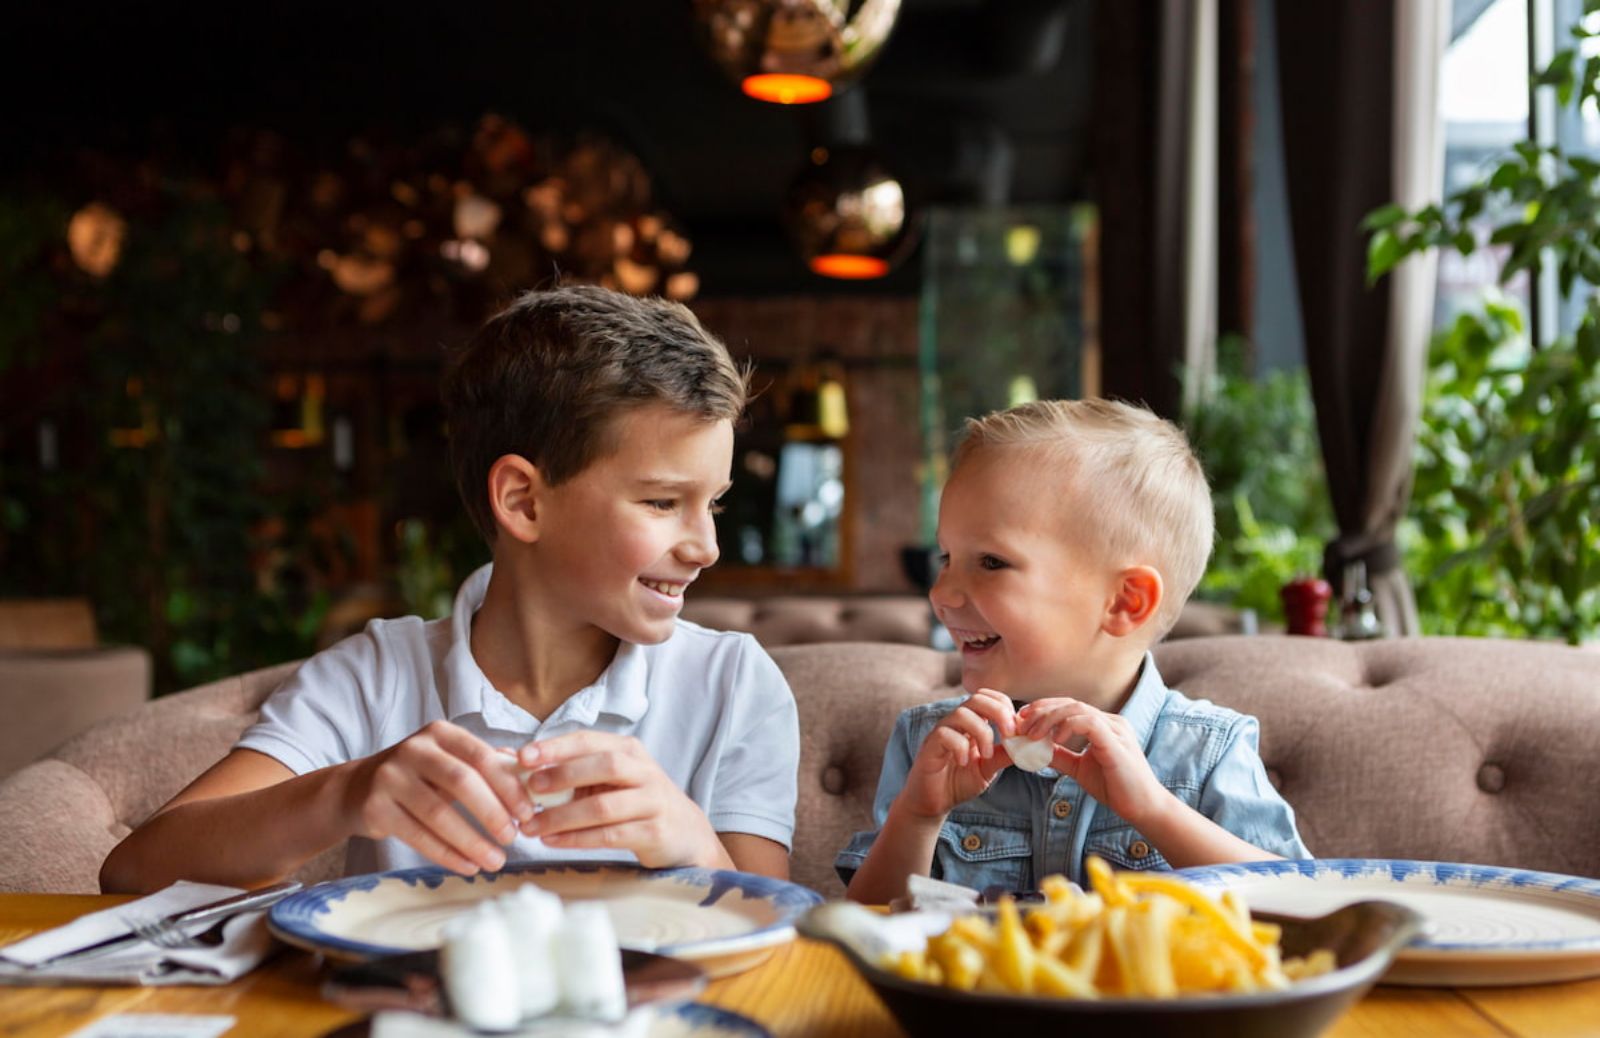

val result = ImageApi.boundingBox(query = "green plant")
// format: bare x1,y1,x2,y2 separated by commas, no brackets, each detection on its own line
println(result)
1182,338,1335,623
0,178,340,690
1366,20,1600,645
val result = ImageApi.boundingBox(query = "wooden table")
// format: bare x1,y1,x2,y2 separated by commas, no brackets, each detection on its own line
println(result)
3,895,1597,1037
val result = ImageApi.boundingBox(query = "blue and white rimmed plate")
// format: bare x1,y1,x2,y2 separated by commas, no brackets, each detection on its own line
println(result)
1177,859,1600,986
270,862,821,979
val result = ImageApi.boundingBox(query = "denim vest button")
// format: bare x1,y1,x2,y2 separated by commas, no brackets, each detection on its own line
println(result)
961,833,983,852
1051,799,1072,819
1129,840,1151,859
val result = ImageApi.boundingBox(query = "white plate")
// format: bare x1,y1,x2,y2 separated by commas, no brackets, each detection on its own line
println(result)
356,1003,770,1038
270,862,821,979
1178,859,1600,986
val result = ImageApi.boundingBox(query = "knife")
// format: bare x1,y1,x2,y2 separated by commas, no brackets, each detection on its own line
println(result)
23,880,302,969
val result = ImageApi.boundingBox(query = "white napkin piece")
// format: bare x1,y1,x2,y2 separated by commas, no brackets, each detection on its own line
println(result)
0,880,275,986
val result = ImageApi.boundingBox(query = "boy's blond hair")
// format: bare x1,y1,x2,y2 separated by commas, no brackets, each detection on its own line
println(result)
951,398,1214,637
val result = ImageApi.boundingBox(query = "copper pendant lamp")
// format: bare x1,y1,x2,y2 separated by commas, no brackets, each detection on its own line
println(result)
782,143,914,279
690,0,902,105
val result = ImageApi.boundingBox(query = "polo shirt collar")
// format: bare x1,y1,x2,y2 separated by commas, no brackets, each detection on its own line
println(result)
440,563,652,731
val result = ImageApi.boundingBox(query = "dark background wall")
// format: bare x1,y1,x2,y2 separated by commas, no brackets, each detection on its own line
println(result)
3,0,1096,297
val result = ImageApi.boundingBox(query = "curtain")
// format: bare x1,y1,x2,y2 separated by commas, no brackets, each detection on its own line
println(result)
1094,0,1191,419
1275,0,1447,636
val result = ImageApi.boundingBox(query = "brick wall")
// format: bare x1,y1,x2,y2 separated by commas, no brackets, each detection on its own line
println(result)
691,296,922,592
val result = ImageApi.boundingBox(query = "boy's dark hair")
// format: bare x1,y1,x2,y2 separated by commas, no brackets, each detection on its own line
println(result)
442,285,749,542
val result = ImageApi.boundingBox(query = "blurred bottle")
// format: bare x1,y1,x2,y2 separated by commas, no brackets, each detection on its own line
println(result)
1280,575,1332,637
1336,560,1385,641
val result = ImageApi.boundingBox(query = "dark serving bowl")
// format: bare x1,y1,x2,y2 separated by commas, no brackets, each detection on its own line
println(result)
798,899,1424,1038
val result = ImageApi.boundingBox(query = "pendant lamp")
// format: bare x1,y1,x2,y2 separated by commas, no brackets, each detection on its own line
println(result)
690,0,902,105
782,144,914,278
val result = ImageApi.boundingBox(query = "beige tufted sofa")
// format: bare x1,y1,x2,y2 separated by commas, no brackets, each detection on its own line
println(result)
2,634,1596,896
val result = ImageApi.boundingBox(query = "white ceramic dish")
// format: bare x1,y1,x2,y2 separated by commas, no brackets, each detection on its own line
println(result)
1178,858,1600,986
270,862,821,979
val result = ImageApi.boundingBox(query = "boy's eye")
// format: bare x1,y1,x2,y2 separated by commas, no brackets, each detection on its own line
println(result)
935,551,951,569
979,554,1008,571
709,498,727,516
645,499,677,513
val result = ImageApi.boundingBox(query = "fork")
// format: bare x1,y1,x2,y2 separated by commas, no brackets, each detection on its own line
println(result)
23,880,301,968
127,912,237,951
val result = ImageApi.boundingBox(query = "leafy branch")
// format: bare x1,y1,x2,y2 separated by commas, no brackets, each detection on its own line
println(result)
1364,17,1600,643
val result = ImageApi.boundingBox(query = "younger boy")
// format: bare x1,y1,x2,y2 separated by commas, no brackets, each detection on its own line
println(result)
101,285,799,893
838,399,1308,903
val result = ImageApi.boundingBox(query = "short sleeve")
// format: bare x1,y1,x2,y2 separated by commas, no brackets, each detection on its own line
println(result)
833,705,922,885
704,637,800,849
234,629,389,775
1198,715,1312,859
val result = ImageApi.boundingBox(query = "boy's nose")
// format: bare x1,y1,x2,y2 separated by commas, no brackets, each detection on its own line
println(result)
677,515,719,568
929,565,962,609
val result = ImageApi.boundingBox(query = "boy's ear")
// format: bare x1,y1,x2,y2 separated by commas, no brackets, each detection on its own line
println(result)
486,454,545,545
1103,565,1164,637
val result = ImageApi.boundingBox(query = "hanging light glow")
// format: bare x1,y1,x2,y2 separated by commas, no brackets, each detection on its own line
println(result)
782,145,915,279
691,0,902,105
67,202,127,278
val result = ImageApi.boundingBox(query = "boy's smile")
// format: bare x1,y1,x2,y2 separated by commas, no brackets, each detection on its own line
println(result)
930,446,1121,701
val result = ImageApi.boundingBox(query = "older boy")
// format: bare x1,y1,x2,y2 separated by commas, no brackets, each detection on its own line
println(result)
839,399,1308,903
102,286,799,893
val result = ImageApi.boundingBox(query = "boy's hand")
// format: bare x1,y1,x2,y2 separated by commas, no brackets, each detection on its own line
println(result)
898,688,1017,820
1017,698,1171,824
343,720,536,875
515,733,727,869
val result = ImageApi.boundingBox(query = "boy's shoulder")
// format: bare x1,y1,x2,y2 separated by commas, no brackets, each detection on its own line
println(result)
647,617,784,681
293,612,452,689
1150,683,1251,734
894,693,970,735
656,617,767,666
358,611,454,657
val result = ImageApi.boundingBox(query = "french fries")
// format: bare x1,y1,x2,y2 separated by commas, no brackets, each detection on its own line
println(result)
885,856,1337,999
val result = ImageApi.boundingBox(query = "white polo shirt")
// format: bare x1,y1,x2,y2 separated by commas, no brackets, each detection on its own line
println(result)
236,564,799,875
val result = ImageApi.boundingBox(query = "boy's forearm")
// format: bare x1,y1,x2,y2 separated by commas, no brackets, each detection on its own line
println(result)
844,799,945,904
100,762,361,893
1131,794,1281,870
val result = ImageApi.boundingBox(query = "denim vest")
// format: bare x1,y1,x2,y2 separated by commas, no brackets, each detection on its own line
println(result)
835,654,1311,892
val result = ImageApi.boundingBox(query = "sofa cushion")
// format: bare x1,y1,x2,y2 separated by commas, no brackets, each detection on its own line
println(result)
1153,636,1600,879
772,643,959,894
0,759,120,894
0,646,151,778
682,596,933,646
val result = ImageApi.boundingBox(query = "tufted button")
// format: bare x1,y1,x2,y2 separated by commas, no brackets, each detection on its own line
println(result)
1051,799,1073,819
821,765,848,796
961,833,983,852
1477,762,1506,794
1265,768,1283,791
1129,840,1151,860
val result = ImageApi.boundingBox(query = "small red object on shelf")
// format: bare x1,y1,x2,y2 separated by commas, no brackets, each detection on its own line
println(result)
1280,576,1333,637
